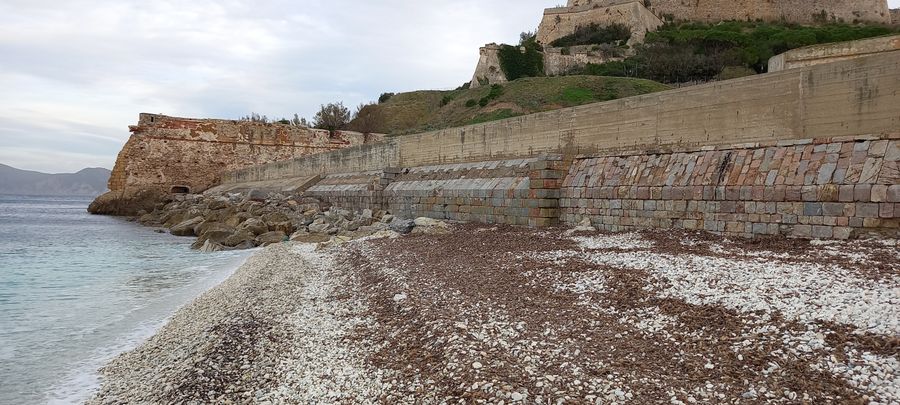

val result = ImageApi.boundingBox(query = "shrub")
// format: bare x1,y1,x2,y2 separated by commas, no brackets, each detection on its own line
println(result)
549,23,632,47
465,99,478,108
313,102,351,135
378,92,394,104
497,34,545,81
440,94,455,107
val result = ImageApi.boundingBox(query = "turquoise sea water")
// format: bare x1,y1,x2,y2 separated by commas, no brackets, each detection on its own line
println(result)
0,195,252,404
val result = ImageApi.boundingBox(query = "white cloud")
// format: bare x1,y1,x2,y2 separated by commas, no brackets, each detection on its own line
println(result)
0,0,550,172
1,0,896,172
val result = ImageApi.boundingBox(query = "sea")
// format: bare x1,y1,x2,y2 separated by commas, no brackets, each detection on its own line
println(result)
0,195,253,404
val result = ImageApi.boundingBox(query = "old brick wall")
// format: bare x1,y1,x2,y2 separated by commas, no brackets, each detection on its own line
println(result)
561,136,899,239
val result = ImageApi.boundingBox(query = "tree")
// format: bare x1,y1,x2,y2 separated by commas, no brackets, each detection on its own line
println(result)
348,103,385,134
312,102,351,135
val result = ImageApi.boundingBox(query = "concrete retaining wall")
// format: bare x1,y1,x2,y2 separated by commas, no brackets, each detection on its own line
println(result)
769,35,900,72
218,53,900,239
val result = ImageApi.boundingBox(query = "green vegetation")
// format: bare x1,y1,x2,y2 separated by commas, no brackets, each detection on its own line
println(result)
348,76,670,135
580,21,898,83
497,32,545,81
378,92,394,104
549,23,632,48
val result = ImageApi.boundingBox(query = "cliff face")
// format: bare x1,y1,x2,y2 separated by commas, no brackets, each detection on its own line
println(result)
90,114,380,215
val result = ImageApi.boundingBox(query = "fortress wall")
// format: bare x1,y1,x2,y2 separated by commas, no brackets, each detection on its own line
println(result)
537,2,663,46
646,0,890,24
108,114,378,195
92,114,380,215
219,53,899,238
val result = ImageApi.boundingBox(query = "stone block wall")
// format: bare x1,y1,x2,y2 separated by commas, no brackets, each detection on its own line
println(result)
384,157,566,227
561,136,899,239
537,1,663,46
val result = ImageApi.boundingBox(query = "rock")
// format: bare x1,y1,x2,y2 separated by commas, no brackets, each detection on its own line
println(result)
389,219,415,234
207,198,229,210
170,217,204,237
308,219,330,234
361,209,373,219
198,240,232,253
413,217,442,227
565,217,597,235
238,218,268,236
393,293,408,302
511,392,524,402
269,221,295,235
246,189,267,202
256,231,287,246
290,231,331,244
262,212,290,225
224,212,252,228
87,189,164,216
381,214,395,224
472,362,483,370
231,240,256,250
222,231,256,248
412,217,451,235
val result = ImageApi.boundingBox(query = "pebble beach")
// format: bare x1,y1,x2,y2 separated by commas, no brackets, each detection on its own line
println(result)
89,225,900,404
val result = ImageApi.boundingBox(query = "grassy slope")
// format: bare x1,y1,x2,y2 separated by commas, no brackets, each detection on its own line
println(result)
364,76,670,135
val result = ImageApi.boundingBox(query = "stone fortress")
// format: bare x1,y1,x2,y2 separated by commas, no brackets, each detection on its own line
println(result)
94,1,900,240
471,0,897,87
90,114,380,215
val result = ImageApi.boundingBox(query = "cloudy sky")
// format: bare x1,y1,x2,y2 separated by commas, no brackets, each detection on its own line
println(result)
0,0,551,173
1,0,898,173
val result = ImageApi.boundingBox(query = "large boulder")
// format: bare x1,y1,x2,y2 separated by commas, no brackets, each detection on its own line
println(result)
222,231,257,248
87,189,164,217
246,189,268,202
389,219,415,234
237,218,268,236
170,217,204,237
256,231,287,246
308,219,330,234
207,198,229,211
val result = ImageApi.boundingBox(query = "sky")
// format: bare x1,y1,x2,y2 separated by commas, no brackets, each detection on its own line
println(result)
0,0,552,173
1,0,898,173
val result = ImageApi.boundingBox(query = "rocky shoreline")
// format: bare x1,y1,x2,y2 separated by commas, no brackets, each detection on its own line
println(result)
88,217,899,404
134,191,449,252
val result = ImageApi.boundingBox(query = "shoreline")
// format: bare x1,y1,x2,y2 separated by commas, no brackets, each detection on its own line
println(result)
52,248,256,404
86,225,900,403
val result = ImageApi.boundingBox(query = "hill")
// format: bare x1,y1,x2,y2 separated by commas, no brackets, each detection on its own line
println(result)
0,164,111,196
352,75,670,135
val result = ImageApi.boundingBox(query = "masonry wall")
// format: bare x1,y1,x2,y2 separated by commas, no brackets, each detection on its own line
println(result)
537,1,663,46
106,114,380,196
561,136,899,239
646,0,890,24
219,53,900,239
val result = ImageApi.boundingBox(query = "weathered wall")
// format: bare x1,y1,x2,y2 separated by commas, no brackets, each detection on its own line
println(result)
537,1,663,46
544,45,620,76
563,0,891,24
92,114,380,215
769,35,900,72
469,44,508,89
219,53,900,239
561,136,899,239
892,8,900,25
646,0,890,24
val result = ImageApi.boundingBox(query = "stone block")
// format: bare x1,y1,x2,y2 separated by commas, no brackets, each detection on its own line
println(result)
854,185,872,202
811,226,833,239
871,185,888,202
792,225,812,238
838,185,855,202
889,185,900,203
880,203,894,218
857,203,880,218
833,227,852,240
803,203,823,216
822,203,844,216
